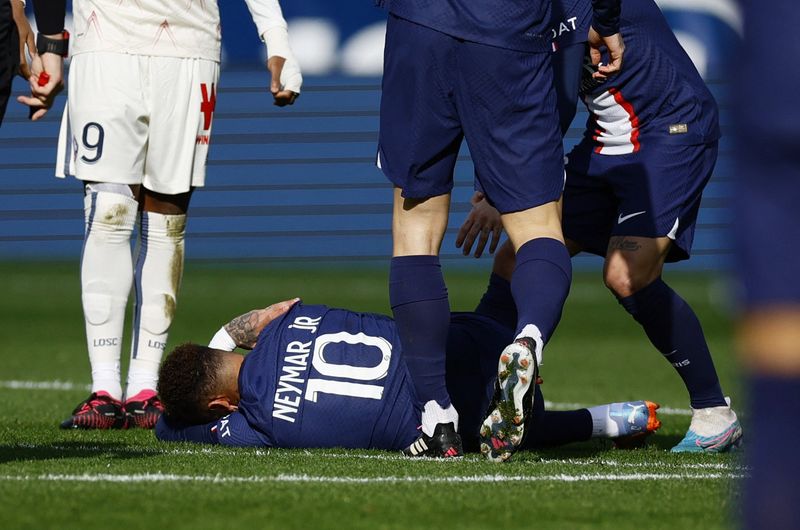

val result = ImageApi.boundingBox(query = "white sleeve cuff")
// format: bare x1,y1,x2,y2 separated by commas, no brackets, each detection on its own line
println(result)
263,25,292,60
208,327,237,351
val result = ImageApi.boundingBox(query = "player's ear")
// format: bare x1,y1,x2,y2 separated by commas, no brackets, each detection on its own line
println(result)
208,396,237,414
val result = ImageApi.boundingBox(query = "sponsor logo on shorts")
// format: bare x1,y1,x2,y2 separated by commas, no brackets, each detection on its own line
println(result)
197,82,217,145
669,124,688,134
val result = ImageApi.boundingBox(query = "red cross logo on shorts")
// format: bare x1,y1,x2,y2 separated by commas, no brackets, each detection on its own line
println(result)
200,83,217,131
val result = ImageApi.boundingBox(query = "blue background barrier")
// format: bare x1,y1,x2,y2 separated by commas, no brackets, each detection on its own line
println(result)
0,1,737,269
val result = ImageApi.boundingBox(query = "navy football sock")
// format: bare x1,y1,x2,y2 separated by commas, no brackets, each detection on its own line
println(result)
618,278,726,409
511,238,572,345
474,273,517,329
390,255,451,408
744,375,800,530
527,409,593,448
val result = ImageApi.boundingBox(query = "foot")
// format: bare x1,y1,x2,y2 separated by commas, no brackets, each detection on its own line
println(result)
610,400,662,449
671,399,742,453
402,422,463,458
60,391,127,429
480,337,539,463
124,390,165,429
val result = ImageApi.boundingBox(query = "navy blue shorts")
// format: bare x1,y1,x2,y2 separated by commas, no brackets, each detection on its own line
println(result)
562,139,718,262
378,14,564,214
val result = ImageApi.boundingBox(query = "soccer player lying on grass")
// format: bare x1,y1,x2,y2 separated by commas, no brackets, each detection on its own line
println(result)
457,0,741,455
155,245,660,456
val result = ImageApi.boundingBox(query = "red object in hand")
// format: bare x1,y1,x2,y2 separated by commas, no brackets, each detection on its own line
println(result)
38,72,50,86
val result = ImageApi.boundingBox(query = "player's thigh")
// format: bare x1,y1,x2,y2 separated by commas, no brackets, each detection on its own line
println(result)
456,43,564,215
392,188,450,256
144,57,220,196
141,188,193,215
603,236,671,296
58,53,148,184
378,14,463,201
501,200,564,251
609,141,718,263
562,150,618,257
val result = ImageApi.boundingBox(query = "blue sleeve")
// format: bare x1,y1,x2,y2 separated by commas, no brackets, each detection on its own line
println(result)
553,42,586,136
590,0,620,36
213,412,272,447
155,411,271,447
155,415,220,444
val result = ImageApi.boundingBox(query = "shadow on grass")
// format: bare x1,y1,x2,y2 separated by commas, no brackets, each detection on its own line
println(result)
528,433,686,459
0,441,160,464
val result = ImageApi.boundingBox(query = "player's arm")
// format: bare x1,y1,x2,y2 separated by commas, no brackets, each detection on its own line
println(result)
456,191,504,258
10,0,35,79
243,0,302,106
589,0,624,80
209,298,300,351
17,0,67,120
155,411,270,446
155,414,220,444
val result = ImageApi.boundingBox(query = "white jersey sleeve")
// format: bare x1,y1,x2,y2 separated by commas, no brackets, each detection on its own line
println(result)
243,0,290,59
243,0,301,93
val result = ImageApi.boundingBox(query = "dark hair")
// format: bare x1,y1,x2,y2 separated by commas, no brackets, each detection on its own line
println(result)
158,343,225,425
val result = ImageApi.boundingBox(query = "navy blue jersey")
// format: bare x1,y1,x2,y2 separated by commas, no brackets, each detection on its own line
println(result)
155,275,558,450
560,0,719,153
379,0,551,53
378,0,619,53
233,303,419,450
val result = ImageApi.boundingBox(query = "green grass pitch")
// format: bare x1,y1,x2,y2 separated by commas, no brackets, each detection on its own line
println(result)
0,262,743,529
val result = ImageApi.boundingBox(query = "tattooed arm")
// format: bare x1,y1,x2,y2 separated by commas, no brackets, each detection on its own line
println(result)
221,298,300,350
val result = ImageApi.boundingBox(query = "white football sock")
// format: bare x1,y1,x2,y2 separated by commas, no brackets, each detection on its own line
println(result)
420,400,459,436
81,188,138,401
587,404,620,438
126,211,186,399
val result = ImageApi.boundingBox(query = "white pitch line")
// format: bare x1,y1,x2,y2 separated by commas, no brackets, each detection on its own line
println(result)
0,380,693,415
6,444,747,471
0,380,91,391
0,472,746,484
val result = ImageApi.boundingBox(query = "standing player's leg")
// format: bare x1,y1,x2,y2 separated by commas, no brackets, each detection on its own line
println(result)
120,54,218,429
378,14,464,457
124,189,190,428
58,52,149,429
61,182,139,429
454,40,570,462
390,191,462,444
604,235,740,452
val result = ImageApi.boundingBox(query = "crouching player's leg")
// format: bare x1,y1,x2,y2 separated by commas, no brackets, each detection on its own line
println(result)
447,242,660,453
563,140,741,453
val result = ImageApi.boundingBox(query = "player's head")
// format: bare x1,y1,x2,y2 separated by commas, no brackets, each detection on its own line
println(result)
158,343,243,425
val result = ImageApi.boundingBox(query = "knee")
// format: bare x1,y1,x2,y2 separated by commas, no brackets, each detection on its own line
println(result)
604,265,659,299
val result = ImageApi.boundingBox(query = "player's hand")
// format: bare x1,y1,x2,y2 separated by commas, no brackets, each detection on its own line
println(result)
588,27,624,81
267,55,301,107
456,192,504,258
224,298,300,350
17,52,64,121
10,0,35,79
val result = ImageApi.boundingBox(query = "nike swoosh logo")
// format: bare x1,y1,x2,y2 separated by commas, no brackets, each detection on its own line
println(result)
617,211,647,224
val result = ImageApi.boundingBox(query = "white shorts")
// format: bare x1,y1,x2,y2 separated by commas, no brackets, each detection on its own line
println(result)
56,52,220,195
